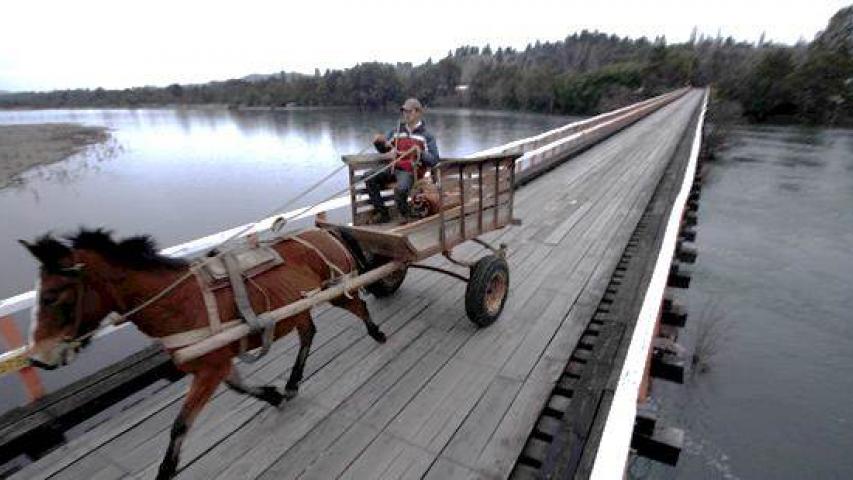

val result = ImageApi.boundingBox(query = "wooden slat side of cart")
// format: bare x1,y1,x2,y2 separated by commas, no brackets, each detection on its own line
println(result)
329,153,519,262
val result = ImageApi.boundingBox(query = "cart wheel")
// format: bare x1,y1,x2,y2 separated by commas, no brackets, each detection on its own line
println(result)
365,254,408,297
465,255,509,327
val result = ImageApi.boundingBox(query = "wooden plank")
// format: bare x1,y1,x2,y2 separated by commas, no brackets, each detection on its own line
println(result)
440,375,523,465
543,201,594,246
339,432,435,480
385,356,498,453
255,327,455,480
329,224,416,260
422,457,482,480
465,376,553,478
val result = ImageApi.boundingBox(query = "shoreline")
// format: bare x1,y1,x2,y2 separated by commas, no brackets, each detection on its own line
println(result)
0,123,110,189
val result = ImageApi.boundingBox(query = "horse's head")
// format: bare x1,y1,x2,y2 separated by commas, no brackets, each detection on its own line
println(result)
19,235,116,369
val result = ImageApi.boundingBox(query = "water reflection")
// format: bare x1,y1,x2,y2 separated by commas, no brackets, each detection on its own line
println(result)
7,138,123,193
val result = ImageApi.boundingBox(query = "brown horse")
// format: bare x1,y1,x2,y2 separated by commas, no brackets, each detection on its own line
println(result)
20,228,386,480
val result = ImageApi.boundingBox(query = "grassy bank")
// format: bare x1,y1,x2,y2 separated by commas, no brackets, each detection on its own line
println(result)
0,123,109,189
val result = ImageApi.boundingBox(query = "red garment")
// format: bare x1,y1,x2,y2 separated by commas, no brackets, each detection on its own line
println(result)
392,135,426,177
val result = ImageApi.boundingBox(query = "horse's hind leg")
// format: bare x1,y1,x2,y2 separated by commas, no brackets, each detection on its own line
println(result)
225,366,285,408
157,362,229,480
284,314,316,399
331,295,386,343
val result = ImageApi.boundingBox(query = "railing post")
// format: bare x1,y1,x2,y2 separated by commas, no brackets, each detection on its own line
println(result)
437,166,446,252
459,164,466,241
478,162,484,235
0,315,44,402
493,159,500,229
508,158,516,223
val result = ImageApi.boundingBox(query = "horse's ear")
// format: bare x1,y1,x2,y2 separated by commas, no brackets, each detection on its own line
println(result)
19,237,73,270
18,239,38,258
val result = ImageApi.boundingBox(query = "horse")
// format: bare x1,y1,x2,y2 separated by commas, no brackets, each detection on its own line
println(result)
19,227,386,480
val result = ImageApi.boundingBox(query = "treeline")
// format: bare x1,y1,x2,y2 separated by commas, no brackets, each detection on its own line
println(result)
1,7,850,125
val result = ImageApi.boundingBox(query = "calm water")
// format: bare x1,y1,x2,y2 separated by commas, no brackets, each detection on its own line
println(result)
0,107,574,411
640,125,853,479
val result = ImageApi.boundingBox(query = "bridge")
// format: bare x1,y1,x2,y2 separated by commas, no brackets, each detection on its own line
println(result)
0,87,708,479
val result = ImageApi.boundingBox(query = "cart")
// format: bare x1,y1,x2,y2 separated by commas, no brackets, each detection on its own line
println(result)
317,153,521,326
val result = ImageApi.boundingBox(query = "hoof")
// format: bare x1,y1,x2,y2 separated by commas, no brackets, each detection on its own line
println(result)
156,460,178,480
259,386,285,407
368,326,387,343
283,388,299,400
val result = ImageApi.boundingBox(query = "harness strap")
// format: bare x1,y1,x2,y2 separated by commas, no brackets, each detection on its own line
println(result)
190,264,222,334
287,234,349,279
154,266,231,350
222,251,273,363
289,233,359,298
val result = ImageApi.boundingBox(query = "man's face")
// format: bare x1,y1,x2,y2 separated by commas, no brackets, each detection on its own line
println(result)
401,104,421,124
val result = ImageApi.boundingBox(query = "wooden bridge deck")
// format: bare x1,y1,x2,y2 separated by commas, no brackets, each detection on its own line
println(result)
13,90,704,480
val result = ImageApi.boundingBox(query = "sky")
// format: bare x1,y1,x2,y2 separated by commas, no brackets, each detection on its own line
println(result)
0,0,849,92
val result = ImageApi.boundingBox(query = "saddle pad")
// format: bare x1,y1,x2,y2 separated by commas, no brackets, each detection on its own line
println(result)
196,245,285,290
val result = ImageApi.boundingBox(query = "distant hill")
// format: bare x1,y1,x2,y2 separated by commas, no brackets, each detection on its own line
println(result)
241,71,309,83
815,6,853,52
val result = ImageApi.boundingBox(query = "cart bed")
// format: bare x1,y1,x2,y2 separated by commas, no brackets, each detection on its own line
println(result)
320,154,520,262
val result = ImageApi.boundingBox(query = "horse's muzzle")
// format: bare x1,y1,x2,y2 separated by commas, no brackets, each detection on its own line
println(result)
28,357,58,370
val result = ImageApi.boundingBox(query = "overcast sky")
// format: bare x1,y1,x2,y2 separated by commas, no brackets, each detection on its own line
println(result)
0,0,848,92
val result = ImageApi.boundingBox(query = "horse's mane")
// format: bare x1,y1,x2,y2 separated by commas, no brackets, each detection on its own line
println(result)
67,228,187,270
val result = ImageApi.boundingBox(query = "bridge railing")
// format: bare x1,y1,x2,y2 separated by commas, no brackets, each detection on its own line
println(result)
590,88,709,479
0,87,689,402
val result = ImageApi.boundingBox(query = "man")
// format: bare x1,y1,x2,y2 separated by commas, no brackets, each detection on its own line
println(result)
366,98,439,223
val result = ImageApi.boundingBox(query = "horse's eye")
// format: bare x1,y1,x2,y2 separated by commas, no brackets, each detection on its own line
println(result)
40,289,63,306
41,294,59,306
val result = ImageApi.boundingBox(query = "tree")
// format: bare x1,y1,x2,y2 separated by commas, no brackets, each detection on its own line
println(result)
741,49,797,121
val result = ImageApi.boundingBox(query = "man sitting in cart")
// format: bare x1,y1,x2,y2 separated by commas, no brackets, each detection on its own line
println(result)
366,97,440,223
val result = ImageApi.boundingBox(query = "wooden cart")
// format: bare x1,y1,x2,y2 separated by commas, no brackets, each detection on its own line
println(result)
318,153,521,326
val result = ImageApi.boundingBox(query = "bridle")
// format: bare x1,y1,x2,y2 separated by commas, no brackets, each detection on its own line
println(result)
46,261,130,351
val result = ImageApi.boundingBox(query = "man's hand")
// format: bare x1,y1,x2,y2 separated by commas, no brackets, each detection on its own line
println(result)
380,147,398,161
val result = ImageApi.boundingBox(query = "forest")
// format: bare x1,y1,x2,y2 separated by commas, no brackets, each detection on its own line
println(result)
1,6,850,125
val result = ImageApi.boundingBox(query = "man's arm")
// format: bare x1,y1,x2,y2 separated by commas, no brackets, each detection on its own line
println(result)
420,132,440,167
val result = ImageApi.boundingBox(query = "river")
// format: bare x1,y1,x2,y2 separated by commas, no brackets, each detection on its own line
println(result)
0,106,575,412
642,124,853,479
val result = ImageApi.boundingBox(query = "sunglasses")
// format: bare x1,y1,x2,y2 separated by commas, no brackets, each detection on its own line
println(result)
400,107,418,113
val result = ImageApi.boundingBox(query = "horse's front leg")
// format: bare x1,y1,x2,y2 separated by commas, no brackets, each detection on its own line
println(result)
157,363,229,480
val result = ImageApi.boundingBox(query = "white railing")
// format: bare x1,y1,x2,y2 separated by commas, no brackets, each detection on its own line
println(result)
590,88,709,479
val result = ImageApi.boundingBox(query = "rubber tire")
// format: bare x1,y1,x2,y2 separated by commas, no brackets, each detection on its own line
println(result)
365,254,407,298
465,255,510,327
